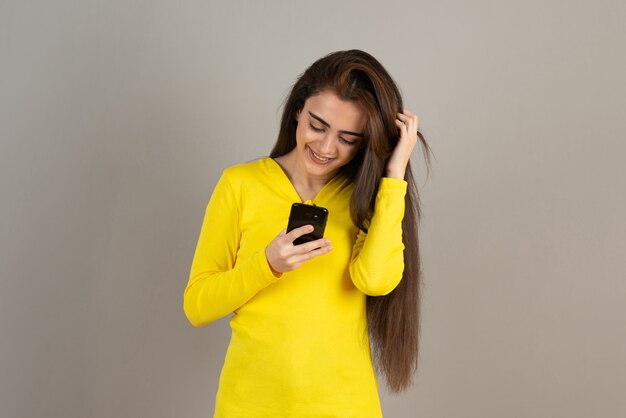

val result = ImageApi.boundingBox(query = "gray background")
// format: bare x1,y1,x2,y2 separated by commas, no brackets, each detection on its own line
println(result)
1,1,625,417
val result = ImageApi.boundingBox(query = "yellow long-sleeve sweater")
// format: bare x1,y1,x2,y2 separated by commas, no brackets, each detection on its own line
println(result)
184,157,407,417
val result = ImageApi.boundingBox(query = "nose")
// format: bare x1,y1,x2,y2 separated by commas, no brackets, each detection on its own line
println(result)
317,133,335,155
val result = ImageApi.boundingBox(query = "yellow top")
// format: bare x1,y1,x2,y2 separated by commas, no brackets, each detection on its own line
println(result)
184,157,407,418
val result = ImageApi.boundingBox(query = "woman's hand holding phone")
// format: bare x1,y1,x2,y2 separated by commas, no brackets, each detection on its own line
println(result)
265,225,333,276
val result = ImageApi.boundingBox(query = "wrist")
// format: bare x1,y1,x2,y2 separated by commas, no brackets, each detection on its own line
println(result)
269,265,282,278
385,169,406,179
265,248,283,278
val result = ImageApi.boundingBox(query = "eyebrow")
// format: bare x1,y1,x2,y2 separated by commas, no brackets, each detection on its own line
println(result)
308,111,364,137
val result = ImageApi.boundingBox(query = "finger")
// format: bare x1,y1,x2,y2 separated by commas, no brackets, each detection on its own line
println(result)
400,112,416,125
397,116,418,140
285,224,314,242
292,237,331,254
400,110,419,131
409,114,419,129
395,118,408,134
290,244,334,264
397,113,414,132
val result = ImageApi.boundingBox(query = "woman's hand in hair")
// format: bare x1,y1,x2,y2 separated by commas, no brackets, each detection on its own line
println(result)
265,225,333,276
387,109,420,179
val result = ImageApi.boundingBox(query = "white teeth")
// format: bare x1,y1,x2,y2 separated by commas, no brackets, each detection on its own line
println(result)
310,149,331,162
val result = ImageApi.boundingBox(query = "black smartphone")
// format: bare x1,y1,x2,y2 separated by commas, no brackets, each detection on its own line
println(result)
286,203,329,245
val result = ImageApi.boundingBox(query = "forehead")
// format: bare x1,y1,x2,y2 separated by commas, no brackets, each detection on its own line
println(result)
304,90,365,131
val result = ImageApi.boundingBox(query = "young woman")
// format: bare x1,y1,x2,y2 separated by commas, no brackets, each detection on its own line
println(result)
184,49,432,417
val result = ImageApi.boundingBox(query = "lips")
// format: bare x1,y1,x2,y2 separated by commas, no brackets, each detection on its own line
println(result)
307,146,334,165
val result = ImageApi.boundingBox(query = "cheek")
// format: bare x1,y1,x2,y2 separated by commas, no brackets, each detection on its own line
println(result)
295,125,311,145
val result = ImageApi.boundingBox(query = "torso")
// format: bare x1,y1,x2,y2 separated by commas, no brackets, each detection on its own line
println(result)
213,158,383,417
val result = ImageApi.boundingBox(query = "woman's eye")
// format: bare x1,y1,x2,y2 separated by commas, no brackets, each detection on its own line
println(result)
308,121,357,145
309,123,324,133
339,137,357,146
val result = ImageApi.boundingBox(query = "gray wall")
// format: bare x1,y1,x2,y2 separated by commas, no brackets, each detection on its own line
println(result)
1,1,625,417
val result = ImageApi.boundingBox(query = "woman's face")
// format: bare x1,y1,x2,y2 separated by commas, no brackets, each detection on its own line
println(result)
294,89,366,180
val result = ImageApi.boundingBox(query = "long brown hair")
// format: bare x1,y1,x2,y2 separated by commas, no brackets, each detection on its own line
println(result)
270,50,433,392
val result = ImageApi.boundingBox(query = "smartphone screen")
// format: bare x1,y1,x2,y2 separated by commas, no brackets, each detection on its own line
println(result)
286,203,328,245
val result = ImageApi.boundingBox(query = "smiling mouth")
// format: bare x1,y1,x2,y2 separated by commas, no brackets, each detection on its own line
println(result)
307,146,334,164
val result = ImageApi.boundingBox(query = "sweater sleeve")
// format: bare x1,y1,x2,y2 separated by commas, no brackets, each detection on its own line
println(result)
183,171,281,327
349,177,408,296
